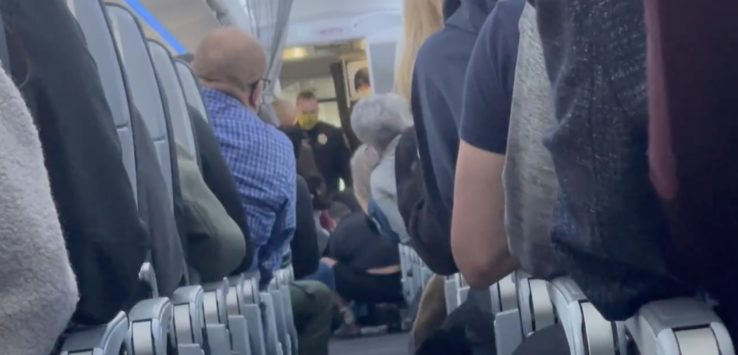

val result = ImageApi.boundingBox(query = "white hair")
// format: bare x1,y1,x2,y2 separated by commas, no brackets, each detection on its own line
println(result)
350,144,381,212
351,93,413,152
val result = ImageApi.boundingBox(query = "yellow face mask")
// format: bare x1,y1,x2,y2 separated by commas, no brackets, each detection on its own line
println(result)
297,113,320,130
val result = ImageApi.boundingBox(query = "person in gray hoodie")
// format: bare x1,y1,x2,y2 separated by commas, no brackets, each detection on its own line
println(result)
0,66,78,354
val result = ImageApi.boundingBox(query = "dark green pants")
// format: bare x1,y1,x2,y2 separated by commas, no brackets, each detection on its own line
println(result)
291,280,334,355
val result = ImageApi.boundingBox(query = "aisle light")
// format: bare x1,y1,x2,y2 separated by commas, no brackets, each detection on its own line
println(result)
282,46,309,60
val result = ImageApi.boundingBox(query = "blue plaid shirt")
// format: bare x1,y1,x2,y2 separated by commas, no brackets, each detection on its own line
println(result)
202,88,296,280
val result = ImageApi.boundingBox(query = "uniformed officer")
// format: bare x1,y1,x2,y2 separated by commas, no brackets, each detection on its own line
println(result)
295,90,353,199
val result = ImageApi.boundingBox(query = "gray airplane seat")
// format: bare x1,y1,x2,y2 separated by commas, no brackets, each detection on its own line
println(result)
486,273,522,355
271,266,298,355
400,244,418,306
516,272,556,338
148,40,198,162
200,279,239,355
151,37,265,354
261,290,285,355
444,275,459,315
146,39,214,354
174,60,209,123
548,277,626,355
239,274,268,355
269,271,292,355
626,297,735,355
105,3,201,354
59,1,152,353
60,312,131,355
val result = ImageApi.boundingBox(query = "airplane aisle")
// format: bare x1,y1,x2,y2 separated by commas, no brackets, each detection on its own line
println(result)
330,334,409,355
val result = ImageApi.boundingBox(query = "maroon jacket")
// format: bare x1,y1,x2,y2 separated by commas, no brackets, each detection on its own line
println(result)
646,0,738,329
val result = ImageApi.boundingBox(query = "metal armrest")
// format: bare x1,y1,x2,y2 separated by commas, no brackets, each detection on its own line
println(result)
261,291,285,355
201,279,233,354
445,275,459,314
517,273,555,336
226,274,265,355
171,286,205,349
224,275,255,355
202,280,229,325
488,272,522,355
456,274,470,306
548,277,623,355
128,297,174,355
489,273,518,315
270,289,292,355
61,312,129,355
626,298,735,355
138,262,159,298
280,284,299,355
400,245,413,304
239,274,261,305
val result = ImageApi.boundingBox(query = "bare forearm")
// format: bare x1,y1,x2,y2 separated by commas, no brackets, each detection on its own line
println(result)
451,141,518,288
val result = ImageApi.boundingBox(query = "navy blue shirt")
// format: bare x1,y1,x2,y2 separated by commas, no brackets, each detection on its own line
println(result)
459,0,526,154
411,0,494,214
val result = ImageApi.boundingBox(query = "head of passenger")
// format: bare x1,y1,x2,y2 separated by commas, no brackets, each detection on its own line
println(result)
354,68,372,98
295,90,321,131
351,93,413,154
350,145,381,212
326,202,351,231
395,0,445,100
192,28,267,112
273,98,298,127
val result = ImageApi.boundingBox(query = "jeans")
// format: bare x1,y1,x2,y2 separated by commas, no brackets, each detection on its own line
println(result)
305,262,336,290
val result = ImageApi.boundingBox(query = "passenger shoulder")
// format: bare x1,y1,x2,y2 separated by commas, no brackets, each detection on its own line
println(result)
416,27,475,74
416,30,448,68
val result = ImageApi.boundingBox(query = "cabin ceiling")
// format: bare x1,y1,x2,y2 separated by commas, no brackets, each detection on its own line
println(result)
140,0,220,52
111,0,402,53
290,0,402,22
108,0,219,54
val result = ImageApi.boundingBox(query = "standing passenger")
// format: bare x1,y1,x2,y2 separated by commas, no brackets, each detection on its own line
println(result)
398,0,499,275
395,0,495,351
193,28,296,284
295,90,353,199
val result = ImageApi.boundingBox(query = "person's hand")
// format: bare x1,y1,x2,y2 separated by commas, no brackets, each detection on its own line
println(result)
367,265,401,275
321,257,337,268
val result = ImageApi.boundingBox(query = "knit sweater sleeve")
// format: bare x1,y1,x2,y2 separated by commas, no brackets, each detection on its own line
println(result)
0,68,78,355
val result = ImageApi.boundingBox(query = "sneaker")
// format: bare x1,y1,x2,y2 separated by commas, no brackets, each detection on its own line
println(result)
334,322,362,338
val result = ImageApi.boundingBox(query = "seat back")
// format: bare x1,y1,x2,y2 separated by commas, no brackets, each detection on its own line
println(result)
106,5,174,205
67,0,137,202
106,3,187,296
7,0,149,323
148,40,198,159
174,60,209,123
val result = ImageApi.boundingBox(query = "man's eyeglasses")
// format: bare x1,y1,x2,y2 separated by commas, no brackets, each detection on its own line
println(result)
251,78,272,91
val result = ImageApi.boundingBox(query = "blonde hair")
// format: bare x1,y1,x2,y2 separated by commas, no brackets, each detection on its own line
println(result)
395,0,445,101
